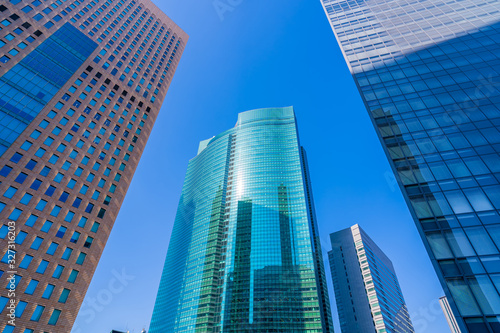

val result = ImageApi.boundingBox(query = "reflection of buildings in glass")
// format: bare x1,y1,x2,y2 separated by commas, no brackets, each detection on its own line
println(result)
320,0,500,331
252,265,304,331
150,107,333,332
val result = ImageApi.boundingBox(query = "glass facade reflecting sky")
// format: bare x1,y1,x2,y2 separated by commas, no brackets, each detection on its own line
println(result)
321,0,500,332
149,107,333,332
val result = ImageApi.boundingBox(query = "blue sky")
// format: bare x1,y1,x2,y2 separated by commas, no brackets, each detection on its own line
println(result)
72,0,449,332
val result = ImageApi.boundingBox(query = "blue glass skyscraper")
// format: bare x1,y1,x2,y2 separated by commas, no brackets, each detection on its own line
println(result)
149,107,333,332
320,1,500,332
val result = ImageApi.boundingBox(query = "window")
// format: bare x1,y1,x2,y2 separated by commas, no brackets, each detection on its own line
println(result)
3,186,17,198
20,193,32,205
15,301,28,318
45,186,56,196
0,225,7,238
25,214,38,227
31,130,41,139
43,137,54,146
59,192,69,202
55,226,67,238
30,179,42,190
80,185,89,195
58,289,70,303
51,127,61,135
40,220,53,233
30,237,43,250
15,231,27,244
76,252,86,265
67,178,77,189
40,166,51,177
0,297,8,313
10,152,23,163
62,161,72,170
86,173,95,182
78,217,88,228
35,148,46,158
1,250,14,263
42,284,55,299
48,309,61,325
91,222,100,232
24,279,38,295
70,231,80,244
61,247,73,260
19,254,33,269
9,208,22,221
35,199,47,211
50,205,62,217
6,275,21,289
15,172,28,184
25,159,37,170
64,211,75,222
74,167,83,176
0,166,12,177
84,236,93,248
68,269,79,283
30,305,45,322
85,203,94,213
48,154,59,164
57,144,66,153
20,141,32,151
52,265,64,279
46,242,58,255
36,260,49,274
73,197,82,208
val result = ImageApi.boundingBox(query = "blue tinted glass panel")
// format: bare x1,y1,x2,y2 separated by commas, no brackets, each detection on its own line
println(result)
0,23,97,156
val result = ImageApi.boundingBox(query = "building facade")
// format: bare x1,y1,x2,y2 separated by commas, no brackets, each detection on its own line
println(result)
0,0,187,331
320,0,500,332
149,107,333,332
440,296,463,333
328,224,414,333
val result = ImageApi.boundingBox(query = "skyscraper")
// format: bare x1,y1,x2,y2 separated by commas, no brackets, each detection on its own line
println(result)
440,296,463,333
320,1,500,331
149,107,333,332
0,0,187,331
328,224,414,333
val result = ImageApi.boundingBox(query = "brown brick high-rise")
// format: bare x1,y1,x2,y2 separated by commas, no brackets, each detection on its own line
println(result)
0,0,187,331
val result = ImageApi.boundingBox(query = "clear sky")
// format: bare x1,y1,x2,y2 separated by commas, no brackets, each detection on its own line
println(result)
72,0,450,332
